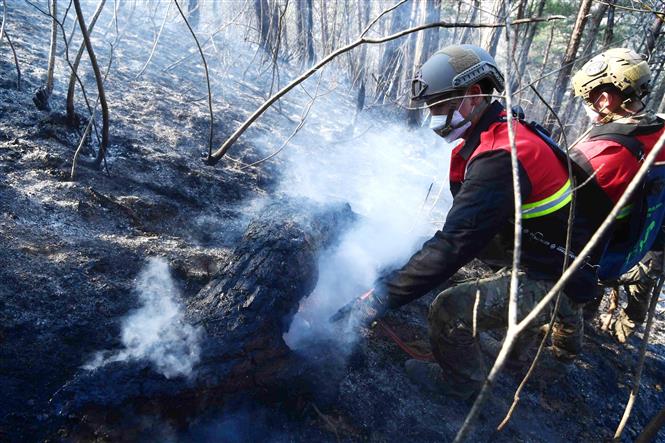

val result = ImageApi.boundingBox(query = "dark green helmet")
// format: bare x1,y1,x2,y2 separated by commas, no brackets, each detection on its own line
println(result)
411,44,505,103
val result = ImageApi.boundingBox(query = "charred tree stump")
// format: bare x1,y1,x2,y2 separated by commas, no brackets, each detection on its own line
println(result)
51,199,355,438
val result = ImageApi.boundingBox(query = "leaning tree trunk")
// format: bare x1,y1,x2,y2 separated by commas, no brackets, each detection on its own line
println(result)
66,0,106,126
33,0,58,111
545,0,592,132
72,0,109,169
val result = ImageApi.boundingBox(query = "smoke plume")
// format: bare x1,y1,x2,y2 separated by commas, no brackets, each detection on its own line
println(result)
84,257,202,379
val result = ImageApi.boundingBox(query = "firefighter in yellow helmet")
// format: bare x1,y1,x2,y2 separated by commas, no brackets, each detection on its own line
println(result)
571,48,665,344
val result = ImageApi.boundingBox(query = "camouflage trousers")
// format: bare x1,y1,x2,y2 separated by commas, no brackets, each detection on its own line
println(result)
428,270,582,385
616,251,663,324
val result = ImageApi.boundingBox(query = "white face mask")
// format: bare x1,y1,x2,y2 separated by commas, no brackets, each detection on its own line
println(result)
428,98,473,143
440,111,472,144
584,104,601,122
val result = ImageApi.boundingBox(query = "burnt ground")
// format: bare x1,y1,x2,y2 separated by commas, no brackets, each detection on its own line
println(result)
1,2,665,442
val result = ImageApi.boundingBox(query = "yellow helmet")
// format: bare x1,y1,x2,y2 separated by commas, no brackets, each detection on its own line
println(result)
572,48,651,103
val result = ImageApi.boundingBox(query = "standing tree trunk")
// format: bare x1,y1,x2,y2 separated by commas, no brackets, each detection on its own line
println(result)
354,0,370,116
483,0,504,57
376,2,408,102
545,0,593,131
515,0,546,86
296,0,315,67
460,0,480,44
407,0,441,126
72,0,109,168
33,0,58,111
254,0,271,53
66,0,107,126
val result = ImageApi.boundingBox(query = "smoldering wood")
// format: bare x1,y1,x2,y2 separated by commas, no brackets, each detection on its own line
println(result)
51,199,355,436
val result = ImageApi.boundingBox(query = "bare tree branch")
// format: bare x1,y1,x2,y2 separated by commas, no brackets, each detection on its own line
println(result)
454,3,522,438
206,12,565,165
135,1,172,79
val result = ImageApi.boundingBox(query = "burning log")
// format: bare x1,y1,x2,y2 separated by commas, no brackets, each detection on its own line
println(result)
51,198,355,437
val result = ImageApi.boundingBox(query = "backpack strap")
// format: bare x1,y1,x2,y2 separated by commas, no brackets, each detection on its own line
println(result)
588,133,645,160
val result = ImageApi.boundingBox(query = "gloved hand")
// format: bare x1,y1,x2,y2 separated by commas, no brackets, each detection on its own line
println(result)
609,310,637,344
329,288,389,328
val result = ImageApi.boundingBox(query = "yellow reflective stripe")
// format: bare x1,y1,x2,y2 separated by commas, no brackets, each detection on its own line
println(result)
521,180,572,219
615,204,633,220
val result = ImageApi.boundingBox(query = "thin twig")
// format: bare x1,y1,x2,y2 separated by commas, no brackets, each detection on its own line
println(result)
173,0,214,159
207,13,566,164
496,79,579,432
453,5,522,440
135,1,172,79
613,250,665,440
238,71,325,170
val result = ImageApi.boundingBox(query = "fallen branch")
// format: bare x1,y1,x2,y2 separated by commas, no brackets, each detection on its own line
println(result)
173,0,214,159
636,404,665,443
73,0,109,168
206,10,565,164
613,253,665,441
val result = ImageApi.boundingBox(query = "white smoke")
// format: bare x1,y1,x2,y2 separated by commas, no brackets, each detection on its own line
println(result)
281,104,455,350
84,257,202,379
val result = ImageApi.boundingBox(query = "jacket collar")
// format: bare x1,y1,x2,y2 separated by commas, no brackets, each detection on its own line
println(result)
458,100,505,160
588,112,665,139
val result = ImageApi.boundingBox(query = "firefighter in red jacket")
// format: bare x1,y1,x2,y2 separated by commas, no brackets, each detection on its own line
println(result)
334,45,599,399
570,48,665,343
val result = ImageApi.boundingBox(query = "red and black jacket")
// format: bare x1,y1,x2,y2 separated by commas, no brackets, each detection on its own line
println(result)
379,101,599,307
571,114,665,209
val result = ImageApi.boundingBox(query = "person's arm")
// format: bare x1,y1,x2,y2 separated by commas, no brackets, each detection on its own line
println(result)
380,150,532,308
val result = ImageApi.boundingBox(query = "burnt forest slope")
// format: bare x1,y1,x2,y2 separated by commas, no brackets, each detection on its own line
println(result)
1,2,665,442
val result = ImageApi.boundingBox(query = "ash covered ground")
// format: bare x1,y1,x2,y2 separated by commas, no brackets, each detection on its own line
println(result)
1,2,665,442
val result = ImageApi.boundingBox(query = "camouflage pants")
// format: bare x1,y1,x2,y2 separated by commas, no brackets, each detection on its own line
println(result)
616,251,663,323
428,270,582,384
